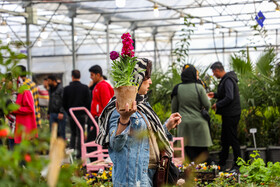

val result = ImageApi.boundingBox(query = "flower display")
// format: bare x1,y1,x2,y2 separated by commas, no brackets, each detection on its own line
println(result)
110,32,140,88
83,167,113,186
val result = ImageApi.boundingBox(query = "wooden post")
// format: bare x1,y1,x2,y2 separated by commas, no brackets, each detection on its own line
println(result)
47,122,66,187
47,138,66,187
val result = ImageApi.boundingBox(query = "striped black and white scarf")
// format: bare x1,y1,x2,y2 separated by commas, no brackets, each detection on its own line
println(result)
96,58,173,157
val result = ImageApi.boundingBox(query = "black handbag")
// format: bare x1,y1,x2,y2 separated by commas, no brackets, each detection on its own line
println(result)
195,83,211,124
167,160,180,185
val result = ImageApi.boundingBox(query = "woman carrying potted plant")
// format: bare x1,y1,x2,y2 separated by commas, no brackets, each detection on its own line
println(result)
96,33,182,186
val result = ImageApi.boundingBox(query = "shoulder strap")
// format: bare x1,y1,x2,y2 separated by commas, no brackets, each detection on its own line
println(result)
138,110,160,162
195,83,204,109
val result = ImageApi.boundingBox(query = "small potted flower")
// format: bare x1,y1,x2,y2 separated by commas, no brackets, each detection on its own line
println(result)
110,32,140,110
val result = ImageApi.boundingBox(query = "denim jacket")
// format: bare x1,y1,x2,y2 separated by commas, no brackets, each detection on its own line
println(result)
108,109,172,187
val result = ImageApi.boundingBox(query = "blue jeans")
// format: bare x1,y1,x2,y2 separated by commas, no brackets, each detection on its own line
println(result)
148,168,156,187
50,112,66,139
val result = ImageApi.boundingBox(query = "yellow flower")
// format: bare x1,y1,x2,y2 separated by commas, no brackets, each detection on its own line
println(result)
203,166,207,170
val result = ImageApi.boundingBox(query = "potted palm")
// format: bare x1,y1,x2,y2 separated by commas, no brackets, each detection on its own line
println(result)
110,33,139,111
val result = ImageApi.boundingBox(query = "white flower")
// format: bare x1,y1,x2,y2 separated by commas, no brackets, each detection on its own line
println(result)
177,179,185,186
98,169,104,174
212,165,218,170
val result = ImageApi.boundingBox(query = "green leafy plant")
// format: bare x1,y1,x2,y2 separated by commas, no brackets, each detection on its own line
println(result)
110,33,139,88
237,151,280,186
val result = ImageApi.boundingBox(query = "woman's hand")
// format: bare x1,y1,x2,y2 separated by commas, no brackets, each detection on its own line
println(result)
166,112,182,131
116,101,137,124
115,101,137,135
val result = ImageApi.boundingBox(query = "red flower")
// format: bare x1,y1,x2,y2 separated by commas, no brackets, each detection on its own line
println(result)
110,51,119,60
0,128,9,137
24,154,32,162
121,32,134,57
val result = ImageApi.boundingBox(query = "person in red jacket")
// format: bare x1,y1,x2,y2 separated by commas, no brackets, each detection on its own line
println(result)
13,78,37,144
89,65,114,119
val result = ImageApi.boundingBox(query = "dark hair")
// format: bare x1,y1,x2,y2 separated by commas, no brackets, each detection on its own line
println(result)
89,65,102,76
44,78,48,81
17,65,27,77
72,70,81,79
144,60,152,80
210,61,224,71
47,75,57,82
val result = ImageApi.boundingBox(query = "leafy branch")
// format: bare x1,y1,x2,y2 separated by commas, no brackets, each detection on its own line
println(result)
173,15,195,65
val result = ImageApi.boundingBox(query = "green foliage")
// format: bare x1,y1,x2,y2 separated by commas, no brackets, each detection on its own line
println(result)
0,125,87,186
208,110,222,151
173,15,195,65
111,55,140,88
148,64,181,123
229,48,253,78
230,48,279,108
238,151,280,186
0,41,27,118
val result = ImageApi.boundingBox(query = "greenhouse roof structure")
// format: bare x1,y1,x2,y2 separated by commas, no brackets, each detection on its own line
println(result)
0,0,279,84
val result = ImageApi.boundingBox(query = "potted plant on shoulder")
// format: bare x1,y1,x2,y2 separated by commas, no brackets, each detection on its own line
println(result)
110,32,140,111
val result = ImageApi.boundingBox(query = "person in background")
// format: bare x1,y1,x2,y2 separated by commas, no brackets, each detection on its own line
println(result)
37,78,49,120
208,61,241,172
17,65,41,128
88,65,114,120
171,64,212,162
63,70,91,158
87,65,114,160
88,75,110,100
38,78,49,107
13,77,37,144
47,75,66,139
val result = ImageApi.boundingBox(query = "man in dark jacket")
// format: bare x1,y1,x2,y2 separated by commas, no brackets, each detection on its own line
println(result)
208,61,241,172
63,70,91,158
47,75,66,139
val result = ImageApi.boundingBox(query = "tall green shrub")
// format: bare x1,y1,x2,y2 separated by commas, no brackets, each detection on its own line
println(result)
230,48,280,146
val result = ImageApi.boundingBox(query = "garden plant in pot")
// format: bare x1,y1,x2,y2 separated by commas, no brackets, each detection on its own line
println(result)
110,33,141,111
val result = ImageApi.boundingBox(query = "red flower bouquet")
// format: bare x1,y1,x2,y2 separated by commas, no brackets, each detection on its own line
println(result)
110,32,139,88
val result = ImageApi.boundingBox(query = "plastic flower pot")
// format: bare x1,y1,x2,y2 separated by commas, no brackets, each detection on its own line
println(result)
114,86,138,111
267,146,280,163
245,147,267,163
240,145,247,160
